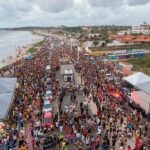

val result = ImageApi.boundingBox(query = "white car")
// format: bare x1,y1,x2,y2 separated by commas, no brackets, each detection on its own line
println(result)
45,90,53,100
43,100,52,112
46,65,51,70
106,73,114,81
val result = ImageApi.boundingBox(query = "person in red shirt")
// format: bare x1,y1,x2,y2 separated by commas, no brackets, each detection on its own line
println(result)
135,136,140,150
82,128,88,137
127,145,131,150
65,126,69,134
128,115,131,123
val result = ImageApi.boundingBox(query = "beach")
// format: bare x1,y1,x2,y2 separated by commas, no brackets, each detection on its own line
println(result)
0,30,44,69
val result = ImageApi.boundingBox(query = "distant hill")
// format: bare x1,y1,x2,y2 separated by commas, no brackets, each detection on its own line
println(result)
0,25,131,31
0,25,131,33
0,27,55,31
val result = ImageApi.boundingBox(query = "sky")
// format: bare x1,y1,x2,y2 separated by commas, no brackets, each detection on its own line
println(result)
0,0,150,28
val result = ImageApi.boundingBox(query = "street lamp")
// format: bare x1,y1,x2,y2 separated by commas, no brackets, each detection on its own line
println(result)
77,46,81,63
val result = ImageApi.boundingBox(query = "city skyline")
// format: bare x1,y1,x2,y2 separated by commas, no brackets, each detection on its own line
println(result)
0,0,150,28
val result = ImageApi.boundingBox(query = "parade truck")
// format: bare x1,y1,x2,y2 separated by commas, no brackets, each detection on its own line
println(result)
60,60,75,83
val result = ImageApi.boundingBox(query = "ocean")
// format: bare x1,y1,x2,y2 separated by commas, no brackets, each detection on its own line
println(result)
0,30,44,61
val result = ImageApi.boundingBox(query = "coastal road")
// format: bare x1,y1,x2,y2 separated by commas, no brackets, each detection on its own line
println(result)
56,67,84,115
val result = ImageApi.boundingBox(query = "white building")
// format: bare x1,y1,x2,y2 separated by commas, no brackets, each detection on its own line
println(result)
132,23,150,35
117,30,131,35
83,40,106,48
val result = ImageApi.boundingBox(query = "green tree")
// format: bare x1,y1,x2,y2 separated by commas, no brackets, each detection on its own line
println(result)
93,40,99,47
101,42,106,47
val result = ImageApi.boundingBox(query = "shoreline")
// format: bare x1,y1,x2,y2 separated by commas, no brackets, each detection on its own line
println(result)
0,31,45,69
0,39,43,69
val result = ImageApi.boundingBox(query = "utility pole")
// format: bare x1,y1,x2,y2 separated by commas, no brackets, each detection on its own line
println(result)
71,40,73,51
77,48,79,62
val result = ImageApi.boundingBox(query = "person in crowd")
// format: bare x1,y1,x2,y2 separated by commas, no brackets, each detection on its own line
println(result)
0,36,149,150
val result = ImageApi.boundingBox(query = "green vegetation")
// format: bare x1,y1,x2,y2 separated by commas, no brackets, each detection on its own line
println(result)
93,40,99,46
127,56,150,75
27,40,44,54
34,40,44,47
27,47,37,54
63,27,82,34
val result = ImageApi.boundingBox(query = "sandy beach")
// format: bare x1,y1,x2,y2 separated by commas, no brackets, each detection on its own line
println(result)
0,39,43,69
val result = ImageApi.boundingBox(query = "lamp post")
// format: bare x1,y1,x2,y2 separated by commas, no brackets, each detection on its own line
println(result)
77,46,81,63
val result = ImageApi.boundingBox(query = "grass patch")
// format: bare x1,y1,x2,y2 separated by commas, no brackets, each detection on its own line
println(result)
26,40,44,54
34,40,44,47
126,56,150,75
27,47,37,54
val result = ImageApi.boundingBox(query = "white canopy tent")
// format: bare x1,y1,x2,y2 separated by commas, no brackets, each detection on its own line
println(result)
0,78,17,120
0,78,17,94
123,72,150,95
136,81,150,95
0,93,13,119
131,91,150,114
123,72,150,86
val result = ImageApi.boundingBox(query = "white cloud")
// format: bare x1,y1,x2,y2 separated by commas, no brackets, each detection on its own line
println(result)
127,0,150,6
37,0,74,13
0,0,150,27
87,0,124,7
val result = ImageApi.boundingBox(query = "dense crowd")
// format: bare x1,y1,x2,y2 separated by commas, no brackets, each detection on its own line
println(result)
75,54,150,150
0,36,149,150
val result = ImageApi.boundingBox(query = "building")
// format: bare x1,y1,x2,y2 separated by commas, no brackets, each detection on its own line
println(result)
83,40,106,49
133,36,150,44
109,34,150,44
132,23,150,35
108,49,149,61
88,33,100,38
117,30,131,35
109,35,135,44
81,26,92,32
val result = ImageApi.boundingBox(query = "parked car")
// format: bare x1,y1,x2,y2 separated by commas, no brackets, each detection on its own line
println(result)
46,84,53,91
45,90,53,100
45,78,52,87
114,78,121,85
46,78,52,84
106,73,114,81
43,100,53,112
43,112,53,127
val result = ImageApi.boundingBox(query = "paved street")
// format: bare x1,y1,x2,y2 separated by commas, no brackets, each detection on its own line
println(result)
55,65,141,150
56,66,97,117
56,68,84,115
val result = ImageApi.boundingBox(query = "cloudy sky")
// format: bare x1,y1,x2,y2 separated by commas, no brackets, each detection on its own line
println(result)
0,0,150,27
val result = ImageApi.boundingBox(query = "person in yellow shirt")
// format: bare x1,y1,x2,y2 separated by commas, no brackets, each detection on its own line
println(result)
61,140,67,150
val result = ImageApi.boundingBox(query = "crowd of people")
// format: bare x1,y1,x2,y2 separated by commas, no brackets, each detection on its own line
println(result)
0,37,61,149
0,35,149,150
75,54,150,150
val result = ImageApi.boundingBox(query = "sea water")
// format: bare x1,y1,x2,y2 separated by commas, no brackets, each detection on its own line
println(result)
0,30,43,61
